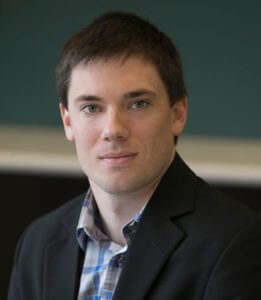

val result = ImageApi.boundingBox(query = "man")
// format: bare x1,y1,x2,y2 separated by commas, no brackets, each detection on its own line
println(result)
8,12,261,300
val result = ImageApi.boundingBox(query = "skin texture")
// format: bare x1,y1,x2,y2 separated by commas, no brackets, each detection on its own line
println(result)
60,56,187,244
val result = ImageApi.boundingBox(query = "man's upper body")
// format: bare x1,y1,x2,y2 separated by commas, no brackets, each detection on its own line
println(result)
8,154,261,300
8,12,261,299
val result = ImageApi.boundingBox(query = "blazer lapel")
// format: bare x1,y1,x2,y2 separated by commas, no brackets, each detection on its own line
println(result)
113,215,185,300
113,153,196,300
43,199,84,300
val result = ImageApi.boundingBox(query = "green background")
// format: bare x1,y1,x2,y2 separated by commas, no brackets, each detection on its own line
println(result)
1,0,260,139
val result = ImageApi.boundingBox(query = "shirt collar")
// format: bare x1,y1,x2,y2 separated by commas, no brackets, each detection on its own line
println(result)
76,188,145,251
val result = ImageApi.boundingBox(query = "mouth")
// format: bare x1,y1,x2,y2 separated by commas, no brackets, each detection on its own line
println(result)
99,152,138,165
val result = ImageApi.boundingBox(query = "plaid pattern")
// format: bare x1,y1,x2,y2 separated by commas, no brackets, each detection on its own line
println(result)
76,189,143,300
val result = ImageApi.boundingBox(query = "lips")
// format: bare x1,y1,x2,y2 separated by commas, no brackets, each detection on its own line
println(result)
99,152,138,165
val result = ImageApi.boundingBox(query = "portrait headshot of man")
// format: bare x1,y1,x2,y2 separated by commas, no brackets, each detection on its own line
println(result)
7,11,261,300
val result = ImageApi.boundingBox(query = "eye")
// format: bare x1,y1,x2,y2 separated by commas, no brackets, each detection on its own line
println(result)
130,100,149,109
82,104,101,113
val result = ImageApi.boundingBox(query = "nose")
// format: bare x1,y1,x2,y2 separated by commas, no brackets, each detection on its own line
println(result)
101,108,129,142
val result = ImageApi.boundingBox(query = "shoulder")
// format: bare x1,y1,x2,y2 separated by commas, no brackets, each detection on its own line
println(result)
158,153,260,236
195,176,258,222
18,193,85,250
8,193,86,298
188,175,261,246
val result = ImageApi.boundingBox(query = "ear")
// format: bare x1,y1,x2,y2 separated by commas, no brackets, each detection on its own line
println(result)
59,103,75,141
172,96,188,136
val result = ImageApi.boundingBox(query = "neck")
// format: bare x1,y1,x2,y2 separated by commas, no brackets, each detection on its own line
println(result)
89,178,160,246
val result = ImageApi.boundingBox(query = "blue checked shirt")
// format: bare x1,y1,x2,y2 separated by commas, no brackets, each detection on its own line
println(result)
76,189,144,300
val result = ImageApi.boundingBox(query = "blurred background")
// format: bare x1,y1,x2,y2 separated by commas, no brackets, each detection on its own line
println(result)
1,0,261,298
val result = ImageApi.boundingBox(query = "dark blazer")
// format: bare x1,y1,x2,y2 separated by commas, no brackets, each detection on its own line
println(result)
7,154,261,300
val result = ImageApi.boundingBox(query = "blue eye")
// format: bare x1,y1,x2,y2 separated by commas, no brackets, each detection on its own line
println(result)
130,100,148,109
83,104,101,113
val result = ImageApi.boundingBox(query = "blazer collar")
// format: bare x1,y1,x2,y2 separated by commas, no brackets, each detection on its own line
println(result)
113,153,197,300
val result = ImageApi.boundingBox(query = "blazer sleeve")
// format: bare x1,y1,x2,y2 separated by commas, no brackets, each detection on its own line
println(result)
203,217,261,300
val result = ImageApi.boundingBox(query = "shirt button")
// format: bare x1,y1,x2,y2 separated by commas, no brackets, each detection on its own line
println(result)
118,256,124,267
129,220,135,226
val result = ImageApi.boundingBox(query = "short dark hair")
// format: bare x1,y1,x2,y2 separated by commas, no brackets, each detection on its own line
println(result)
56,11,187,108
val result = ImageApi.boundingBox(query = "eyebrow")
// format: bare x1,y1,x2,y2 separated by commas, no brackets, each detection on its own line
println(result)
74,89,156,104
74,95,101,103
123,89,157,99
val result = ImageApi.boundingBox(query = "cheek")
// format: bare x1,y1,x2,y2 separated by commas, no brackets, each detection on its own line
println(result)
73,127,97,158
136,117,174,153
73,119,99,143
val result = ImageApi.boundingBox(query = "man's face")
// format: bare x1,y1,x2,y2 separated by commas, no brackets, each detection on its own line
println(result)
61,56,187,195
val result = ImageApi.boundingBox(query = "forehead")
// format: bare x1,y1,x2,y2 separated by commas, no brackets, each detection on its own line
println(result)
68,56,167,99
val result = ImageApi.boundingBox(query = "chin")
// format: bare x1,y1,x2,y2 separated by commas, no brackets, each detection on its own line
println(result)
94,177,140,195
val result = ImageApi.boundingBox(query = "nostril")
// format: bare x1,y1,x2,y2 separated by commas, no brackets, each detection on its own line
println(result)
102,132,127,142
